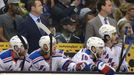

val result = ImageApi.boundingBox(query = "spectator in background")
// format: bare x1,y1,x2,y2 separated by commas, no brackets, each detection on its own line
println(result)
19,2,28,17
79,0,98,20
42,0,51,17
79,9,97,42
41,0,54,27
119,3,129,17
118,21,134,44
0,0,23,42
117,3,134,32
85,0,98,9
85,0,117,42
83,11,97,24
112,0,122,22
70,0,82,14
18,0,49,53
50,0,77,32
117,3,134,24
124,0,134,31
55,17,81,43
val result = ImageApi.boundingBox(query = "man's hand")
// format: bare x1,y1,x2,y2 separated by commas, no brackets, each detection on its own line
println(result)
75,62,86,71
97,61,115,75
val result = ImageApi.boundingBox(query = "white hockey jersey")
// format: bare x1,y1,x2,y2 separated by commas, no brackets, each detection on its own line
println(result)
28,49,50,71
72,48,94,65
0,58,3,71
0,49,31,71
52,50,77,71
29,49,83,71
72,48,116,73
100,44,129,71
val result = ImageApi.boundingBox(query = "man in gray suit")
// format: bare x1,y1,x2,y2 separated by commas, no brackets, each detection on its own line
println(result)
85,0,117,42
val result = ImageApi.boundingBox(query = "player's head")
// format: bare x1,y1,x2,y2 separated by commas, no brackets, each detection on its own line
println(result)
99,25,118,44
39,35,56,55
9,35,28,57
86,37,105,58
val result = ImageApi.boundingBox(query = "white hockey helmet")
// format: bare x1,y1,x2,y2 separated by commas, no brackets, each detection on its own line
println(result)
99,25,116,38
86,37,104,51
9,35,28,51
39,35,56,51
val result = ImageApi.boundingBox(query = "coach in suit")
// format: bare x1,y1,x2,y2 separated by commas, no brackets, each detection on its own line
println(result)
85,0,117,42
18,0,48,53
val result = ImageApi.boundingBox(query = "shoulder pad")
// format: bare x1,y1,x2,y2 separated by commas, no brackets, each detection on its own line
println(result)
29,50,44,64
0,49,13,63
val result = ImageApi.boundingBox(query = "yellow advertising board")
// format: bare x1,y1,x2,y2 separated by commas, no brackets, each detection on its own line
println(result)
125,44,134,72
0,42,10,52
0,42,134,72
56,43,84,53
0,42,84,53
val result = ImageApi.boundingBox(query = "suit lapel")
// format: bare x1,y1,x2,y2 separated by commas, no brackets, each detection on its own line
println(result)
108,18,113,25
27,15,42,35
96,16,102,28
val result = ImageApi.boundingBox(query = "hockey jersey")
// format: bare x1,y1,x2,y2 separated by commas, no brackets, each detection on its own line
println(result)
100,44,129,71
29,49,84,71
52,49,77,71
72,48,94,65
0,49,31,71
28,49,50,71
72,48,115,74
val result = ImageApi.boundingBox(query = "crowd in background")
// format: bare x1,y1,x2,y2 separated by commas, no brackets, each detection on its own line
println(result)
0,0,134,53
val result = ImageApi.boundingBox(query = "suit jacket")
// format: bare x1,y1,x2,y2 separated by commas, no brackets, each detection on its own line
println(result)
85,16,117,41
18,15,48,53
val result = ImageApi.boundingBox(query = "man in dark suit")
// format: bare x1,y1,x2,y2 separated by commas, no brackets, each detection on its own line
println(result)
85,0,117,42
18,0,48,53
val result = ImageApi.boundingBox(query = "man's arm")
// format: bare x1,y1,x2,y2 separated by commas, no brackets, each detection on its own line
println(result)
0,27,8,41
85,21,94,42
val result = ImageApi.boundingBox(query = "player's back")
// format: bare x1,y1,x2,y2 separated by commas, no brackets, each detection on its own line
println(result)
29,49,50,71
0,49,15,71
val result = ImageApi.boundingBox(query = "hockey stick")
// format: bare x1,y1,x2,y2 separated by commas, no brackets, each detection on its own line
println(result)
49,33,53,71
17,34,28,71
36,22,53,71
36,22,51,35
116,43,132,72
116,27,128,72
116,40,125,72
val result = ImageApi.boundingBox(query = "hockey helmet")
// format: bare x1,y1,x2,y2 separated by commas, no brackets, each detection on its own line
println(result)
39,35,56,53
9,35,28,53
86,37,104,52
99,25,116,39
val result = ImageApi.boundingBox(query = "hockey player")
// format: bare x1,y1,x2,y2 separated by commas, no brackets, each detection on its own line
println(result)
99,25,129,72
29,35,86,71
72,37,115,75
0,58,3,71
0,35,31,71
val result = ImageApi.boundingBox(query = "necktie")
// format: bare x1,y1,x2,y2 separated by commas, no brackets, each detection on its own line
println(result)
36,18,46,35
104,17,108,24
37,18,41,23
